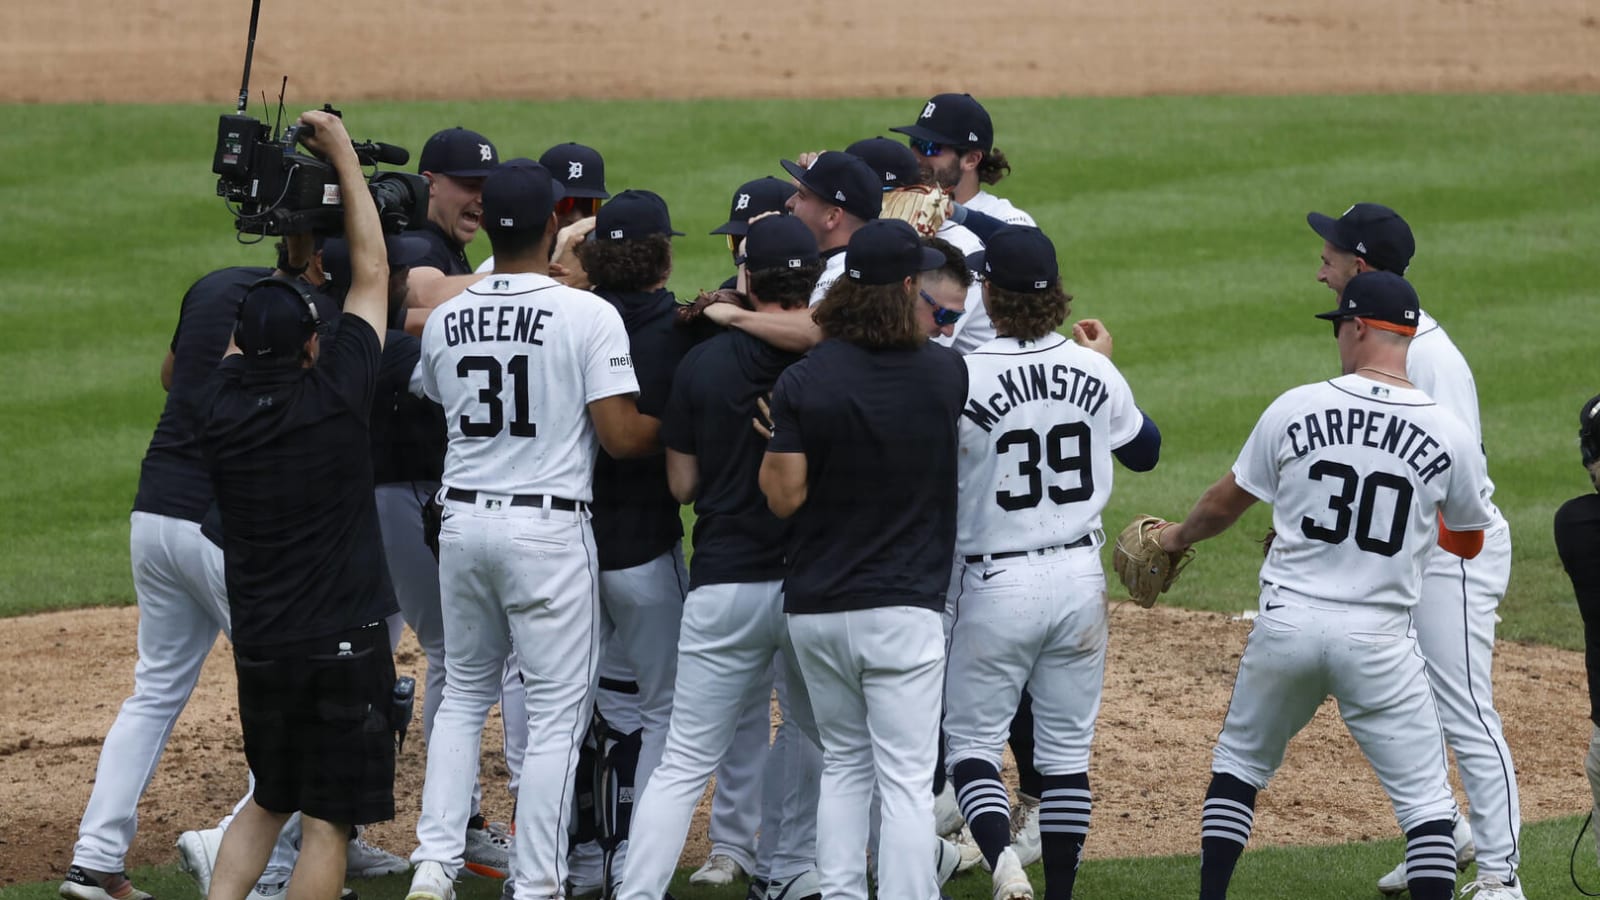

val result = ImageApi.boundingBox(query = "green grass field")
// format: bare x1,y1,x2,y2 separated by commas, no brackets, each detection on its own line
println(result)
2,94,1597,896
2,815,1598,900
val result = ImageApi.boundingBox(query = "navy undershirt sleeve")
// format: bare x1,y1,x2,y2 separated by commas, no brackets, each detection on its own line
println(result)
1113,411,1161,472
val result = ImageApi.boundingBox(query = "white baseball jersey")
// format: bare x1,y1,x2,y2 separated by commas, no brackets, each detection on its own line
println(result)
964,190,1036,227
1407,309,1498,505
808,251,846,306
1233,374,1492,608
420,272,638,500
956,334,1142,555
931,220,995,355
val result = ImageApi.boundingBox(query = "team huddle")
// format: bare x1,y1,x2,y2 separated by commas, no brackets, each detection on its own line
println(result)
61,91,1526,900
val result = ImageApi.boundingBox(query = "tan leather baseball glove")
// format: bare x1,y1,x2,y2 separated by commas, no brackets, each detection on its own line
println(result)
879,185,950,237
1112,515,1195,608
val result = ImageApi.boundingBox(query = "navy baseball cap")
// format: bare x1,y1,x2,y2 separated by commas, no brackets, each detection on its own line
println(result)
594,189,684,241
320,234,432,293
710,177,796,236
743,216,819,272
968,226,1059,293
844,219,945,285
418,127,500,177
891,93,994,152
236,278,321,361
540,143,610,199
482,162,565,232
1314,270,1420,335
1580,393,1600,466
780,152,882,222
845,136,922,189
1307,203,1416,276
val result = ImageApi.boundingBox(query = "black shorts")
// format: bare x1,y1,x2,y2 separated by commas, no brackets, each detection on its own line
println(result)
234,622,396,825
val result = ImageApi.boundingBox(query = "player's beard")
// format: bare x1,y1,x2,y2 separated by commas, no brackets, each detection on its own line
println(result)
921,158,961,191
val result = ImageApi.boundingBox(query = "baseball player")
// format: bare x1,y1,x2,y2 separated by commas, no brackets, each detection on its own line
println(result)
618,215,826,900
1153,272,1491,900
1556,394,1600,867
890,93,1035,227
411,127,499,289
571,188,700,886
762,219,966,900
477,142,612,276
710,176,797,288
780,151,883,303
945,226,1160,900
1306,203,1522,897
406,162,660,900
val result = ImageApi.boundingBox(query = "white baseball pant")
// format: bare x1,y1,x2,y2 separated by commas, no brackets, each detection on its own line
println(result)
789,605,943,900
412,494,599,900
1211,585,1456,834
944,546,1107,776
598,546,687,801
1412,518,1520,878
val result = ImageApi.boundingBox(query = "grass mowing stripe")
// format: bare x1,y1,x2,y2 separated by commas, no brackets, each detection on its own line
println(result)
0,94,1596,648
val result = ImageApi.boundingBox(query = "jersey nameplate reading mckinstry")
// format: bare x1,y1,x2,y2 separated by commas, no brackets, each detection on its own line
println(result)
960,360,1111,432
1287,397,1453,485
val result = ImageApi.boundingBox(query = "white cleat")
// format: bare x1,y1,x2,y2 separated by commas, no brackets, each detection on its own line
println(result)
936,837,961,886
1009,794,1042,869
347,829,409,877
690,854,746,887
1459,875,1526,899
764,869,820,900
956,825,986,873
990,847,1033,900
1376,816,1479,895
406,861,457,900
176,828,224,896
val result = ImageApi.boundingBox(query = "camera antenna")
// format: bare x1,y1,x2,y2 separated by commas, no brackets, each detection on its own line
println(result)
273,76,288,138
235,0,263,114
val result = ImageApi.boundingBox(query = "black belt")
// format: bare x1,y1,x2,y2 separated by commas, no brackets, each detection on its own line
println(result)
964,533,1094,564
444,488,582,511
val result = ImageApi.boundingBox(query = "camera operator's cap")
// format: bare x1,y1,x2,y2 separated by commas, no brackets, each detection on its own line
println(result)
1580,393,1600,465
1307,202,1416,276
594,189,684,241
539,143,610,199
844,219,945,285
419,127,500,178
845,137,923,189
743,216,819,272
967,225,1059,293
1314,270,1420,335
890,93,994,152
481,162,565,231
710,177,797,236
236,278,322,361
779,152,882,222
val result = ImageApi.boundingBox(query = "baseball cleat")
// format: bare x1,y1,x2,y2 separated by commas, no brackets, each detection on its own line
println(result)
463,816,511,879
990,848,1033,900
176,827,223,896
689,854,745,887
1459,875,1526,899
249,882,287,899
407,861,456,900
1009,794,1042,869
1375,861,1408,895
934,783,965,837
347,829,410,877
763,869,820,900
1454,815,1477,868
566,839,603,897
60,866,152,900
936,837,961,886
744,877,769,900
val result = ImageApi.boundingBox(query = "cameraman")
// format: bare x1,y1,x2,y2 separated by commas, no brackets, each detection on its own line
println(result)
1556,394,1600,863
410,126,499,289
198,109,397,900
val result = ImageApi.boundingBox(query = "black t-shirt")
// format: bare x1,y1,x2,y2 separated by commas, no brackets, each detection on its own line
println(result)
199,316,397,647
590,288,699,571
768,338,967,614
1556,491,1600,725
662,329,802,590
414,221,472,277
369,330,446,484
134,266,271,522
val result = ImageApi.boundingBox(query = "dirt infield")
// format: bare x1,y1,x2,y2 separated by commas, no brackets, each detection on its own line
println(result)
0,604,1590,885
3,0,1598,104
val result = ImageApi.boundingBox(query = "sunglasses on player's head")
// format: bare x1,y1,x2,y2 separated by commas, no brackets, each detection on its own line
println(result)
910,137,946,158
556,196,602,219
921,290,963,327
